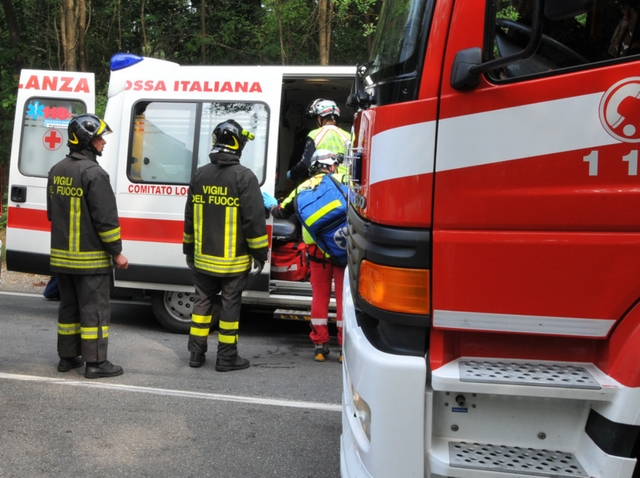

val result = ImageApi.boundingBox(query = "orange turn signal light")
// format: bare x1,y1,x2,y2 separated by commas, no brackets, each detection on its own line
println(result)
358,260,430,315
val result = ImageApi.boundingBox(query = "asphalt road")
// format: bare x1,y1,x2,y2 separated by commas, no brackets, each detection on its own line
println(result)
0,291,343,478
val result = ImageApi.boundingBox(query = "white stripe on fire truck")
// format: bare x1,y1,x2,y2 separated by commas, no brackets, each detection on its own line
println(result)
436,92,617,172
433,309,615,337
368,92,620,185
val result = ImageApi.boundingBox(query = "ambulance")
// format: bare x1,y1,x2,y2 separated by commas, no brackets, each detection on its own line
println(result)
5,54,354,332
341,0,640,477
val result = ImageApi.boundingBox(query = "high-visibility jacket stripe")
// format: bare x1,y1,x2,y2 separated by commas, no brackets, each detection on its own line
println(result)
99,227,121,243
58,322,81,335
51,248,110,259
246,234,269,249
183,232,194,244
70,197,81,252
224,207,237,259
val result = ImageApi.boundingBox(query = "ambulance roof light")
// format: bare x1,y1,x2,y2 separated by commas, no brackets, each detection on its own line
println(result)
110,53,144,71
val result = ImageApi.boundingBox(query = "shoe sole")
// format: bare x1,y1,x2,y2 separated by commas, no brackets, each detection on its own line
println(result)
314,354,327,362
189,361,205,368
85,369,124,379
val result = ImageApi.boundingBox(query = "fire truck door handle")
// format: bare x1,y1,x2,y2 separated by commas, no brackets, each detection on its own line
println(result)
10,185,27,203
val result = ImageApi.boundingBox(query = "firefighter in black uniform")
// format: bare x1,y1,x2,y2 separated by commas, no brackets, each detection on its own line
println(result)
183,119,268,372
47,113,129,379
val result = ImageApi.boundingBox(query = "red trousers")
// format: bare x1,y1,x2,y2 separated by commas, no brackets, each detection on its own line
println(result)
309,256,345,347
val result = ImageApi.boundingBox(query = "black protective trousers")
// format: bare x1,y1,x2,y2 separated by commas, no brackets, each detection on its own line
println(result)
188,271,247,360
57,273,111,363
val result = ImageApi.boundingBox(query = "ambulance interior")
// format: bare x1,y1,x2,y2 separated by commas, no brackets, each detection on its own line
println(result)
269,75,354,283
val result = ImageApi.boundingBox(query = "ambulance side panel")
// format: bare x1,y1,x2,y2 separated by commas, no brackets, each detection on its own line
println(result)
6,70,95,275
104,65,283,293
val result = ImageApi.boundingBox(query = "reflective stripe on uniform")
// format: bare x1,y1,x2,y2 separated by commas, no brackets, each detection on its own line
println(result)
192,314,212,324
70,196,81,252
311,318,328,326
219,321,239,330
304,200,343,227
224,207,237,259
190,327,210,337
58,322,81,335
81,326,109,340
183,232,194,244
99,227,121,243
51,248,111,270
246,234,268,249
218,334,238,344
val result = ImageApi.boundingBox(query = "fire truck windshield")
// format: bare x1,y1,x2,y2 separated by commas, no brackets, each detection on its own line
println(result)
366,0,432,85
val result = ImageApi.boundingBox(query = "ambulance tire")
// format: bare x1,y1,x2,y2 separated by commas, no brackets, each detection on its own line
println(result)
150,290,221,334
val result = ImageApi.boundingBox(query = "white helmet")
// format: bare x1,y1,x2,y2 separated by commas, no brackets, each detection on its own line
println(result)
309,149,338,173
306,98,340,119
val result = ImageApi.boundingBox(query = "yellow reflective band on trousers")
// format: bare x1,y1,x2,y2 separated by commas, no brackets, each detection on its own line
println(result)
99,226,121,243
219,321,239,330
81,326,109,340
190,314,212,337
193,204,252,274
218,334,238,344
58,322,81,335
305,200,343,228
246,234,268,249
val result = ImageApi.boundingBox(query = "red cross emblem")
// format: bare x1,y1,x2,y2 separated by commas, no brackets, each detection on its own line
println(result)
43,129,63,151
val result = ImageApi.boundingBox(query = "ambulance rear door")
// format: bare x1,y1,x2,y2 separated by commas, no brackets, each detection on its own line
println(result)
6,70,95,274
104,59,282,328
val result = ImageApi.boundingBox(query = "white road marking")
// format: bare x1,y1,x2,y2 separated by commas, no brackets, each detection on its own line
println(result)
0,372,341,412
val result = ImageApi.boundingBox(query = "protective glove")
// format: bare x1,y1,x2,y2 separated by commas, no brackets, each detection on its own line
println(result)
262,191,278,210
286,170,292,180
186,255,194,269
249,259,265,276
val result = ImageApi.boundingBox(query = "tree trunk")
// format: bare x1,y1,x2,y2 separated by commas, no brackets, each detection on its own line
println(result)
61,0,77,70
1,0,24,69
275,0,286,64
318,0,331,65
78,0,87,71
201,0,206,64
141,0,148,56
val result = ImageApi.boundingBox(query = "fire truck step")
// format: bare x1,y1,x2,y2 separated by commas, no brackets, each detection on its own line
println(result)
273,309,337,322
459,359,601,390
449,441,588,477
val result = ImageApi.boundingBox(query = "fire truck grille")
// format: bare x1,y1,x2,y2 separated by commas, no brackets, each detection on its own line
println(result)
458,360,601,389
449,442,588,477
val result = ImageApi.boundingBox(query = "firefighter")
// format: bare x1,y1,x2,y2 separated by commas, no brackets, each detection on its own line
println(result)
47,113,128,379
265,149,347,362
286,98,351,182
183,119,268,372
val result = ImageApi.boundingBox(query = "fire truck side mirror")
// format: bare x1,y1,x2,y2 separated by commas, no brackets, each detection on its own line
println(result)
450,48,483,91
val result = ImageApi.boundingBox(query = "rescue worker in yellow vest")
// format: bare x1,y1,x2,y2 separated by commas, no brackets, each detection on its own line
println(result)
266,150,347,362
47,113,129,379
287,98,350,182
183,119,268,372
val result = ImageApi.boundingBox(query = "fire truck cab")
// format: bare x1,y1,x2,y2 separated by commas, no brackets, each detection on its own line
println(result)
5,55,354,332
342,0,640,477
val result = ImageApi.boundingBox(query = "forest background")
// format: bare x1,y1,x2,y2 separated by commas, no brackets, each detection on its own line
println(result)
0,0,378,221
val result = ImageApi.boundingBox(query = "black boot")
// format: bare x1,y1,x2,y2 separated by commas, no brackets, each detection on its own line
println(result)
85,360,124,379
189,352,206,368
58,356,84,373
215,355,250,372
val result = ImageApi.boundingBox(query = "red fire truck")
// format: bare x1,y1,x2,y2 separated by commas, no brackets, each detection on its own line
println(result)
341,0,640,477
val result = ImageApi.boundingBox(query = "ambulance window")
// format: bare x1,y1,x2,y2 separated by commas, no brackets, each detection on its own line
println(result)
197,102,269,185
489,0,640,80
128,101,268,185
129,102,197,184
18,98,86,177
